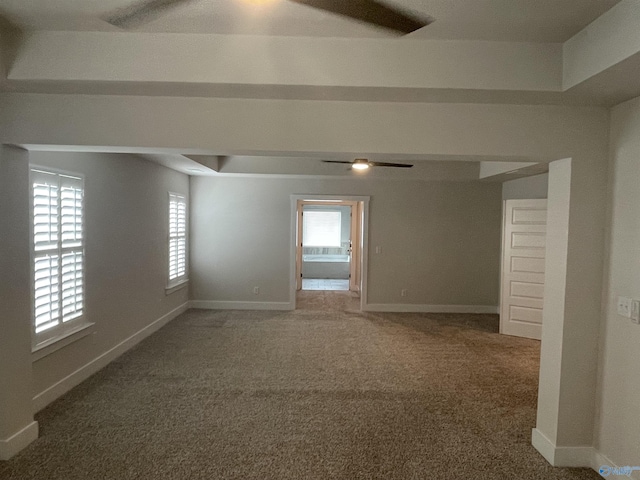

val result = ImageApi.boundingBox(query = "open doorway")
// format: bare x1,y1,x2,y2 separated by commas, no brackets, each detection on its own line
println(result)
290,195,369,311
297,201,359,292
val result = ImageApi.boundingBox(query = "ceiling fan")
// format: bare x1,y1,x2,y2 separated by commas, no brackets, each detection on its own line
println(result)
104,0,433,35
322,158,413,170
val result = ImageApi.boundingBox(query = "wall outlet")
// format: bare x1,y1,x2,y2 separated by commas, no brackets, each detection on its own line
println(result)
617,296,632,318
632,300,640,324
375,246,381,254
401,289,407,297
253,286,260,295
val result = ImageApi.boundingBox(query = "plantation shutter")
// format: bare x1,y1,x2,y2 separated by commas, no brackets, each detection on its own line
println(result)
303,211,341,247
59,175,84,322
32,170,84,338
169,193,187,282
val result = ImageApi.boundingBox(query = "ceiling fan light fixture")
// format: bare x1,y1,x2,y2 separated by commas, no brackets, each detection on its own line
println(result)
240,0,278,5
352,159,370,170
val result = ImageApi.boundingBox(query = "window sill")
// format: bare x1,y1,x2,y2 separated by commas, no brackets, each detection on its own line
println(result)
32,322,95,362
166,279,189,296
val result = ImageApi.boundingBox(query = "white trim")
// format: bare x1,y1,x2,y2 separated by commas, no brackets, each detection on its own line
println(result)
29,165,88,350
167,191,188,288
32,302,188,412
289,194,370,311
0,421,38,461
189,300,293,311
165,279,189,295
531,428,593,467
591,450,639,479
531,428,558,465
364,304,499,314
31,322,95,361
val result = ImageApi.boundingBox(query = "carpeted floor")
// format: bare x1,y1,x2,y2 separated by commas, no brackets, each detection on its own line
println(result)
0,307,600,480
296,289,361,311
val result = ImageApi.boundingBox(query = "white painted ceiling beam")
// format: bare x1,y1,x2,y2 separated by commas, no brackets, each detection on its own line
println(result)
560,0,640,106
9,32,562,93
0,93,608,161
563,0,640,91
479,161,539,179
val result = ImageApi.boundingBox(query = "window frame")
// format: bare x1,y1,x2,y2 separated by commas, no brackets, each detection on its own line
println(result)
167,191,188,292
29,166,91,353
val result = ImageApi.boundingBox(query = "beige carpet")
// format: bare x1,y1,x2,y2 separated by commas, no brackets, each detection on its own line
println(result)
0,308,599,480
296,289,361,311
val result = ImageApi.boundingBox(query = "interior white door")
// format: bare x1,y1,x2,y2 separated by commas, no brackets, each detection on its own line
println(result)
500,199,547,340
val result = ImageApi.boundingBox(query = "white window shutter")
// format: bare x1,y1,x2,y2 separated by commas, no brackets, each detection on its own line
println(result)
60,175,83,248
34,254,60,333
169,193,187,282
31,168,85,343
303,211,342,247
32,170,59,252
61,251,83,321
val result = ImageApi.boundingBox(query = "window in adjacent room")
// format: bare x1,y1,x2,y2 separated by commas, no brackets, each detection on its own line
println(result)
168,192,187,288
31,168,86,347
302,211,341,247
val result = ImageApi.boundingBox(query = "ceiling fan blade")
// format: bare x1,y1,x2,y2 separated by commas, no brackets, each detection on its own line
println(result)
288,0,432,35
322,160,356,165
103,0,194,29
369,161,413,168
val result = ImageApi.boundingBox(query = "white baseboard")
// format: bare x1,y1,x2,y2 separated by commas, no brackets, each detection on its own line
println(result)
592,450,640,480
363,304,499,314
531,428,593,467
533,429,640,478
190,300,293,311
0,421,38,461
32,302,189,413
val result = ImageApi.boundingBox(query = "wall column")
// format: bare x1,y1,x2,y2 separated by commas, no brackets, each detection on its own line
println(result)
533,153,608,466
0,145,38,460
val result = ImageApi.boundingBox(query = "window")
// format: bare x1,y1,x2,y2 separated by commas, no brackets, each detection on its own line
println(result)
168,193,187,286
31,168,85,345
303,211,341,247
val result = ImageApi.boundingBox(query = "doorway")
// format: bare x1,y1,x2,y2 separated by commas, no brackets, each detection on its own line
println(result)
290,195,369,310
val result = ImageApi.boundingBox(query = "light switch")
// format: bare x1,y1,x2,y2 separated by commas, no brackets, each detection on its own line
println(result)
617,296,632,318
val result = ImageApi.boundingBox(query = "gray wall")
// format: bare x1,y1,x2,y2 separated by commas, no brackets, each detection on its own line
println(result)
0,146,35,453
595,96,640,468
502,173,548,200
28,151,189,398
190,177,502,307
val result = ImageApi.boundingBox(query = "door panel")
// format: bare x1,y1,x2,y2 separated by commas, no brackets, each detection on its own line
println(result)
500,199,547,340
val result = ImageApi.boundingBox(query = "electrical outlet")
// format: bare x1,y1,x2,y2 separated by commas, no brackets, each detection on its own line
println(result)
632,300,640,324
617,296,632,318
253,286,260,295
375,246,381,254
401,289,407,297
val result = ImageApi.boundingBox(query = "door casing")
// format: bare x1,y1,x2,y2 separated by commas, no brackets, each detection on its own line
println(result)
290,195,370,309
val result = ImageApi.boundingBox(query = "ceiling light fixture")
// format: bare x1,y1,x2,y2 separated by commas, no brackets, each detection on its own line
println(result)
352,159,370,170
241,0,277,5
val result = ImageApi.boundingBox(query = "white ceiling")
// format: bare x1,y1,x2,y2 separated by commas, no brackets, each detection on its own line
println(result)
3,0,632,181
0,0,621,42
